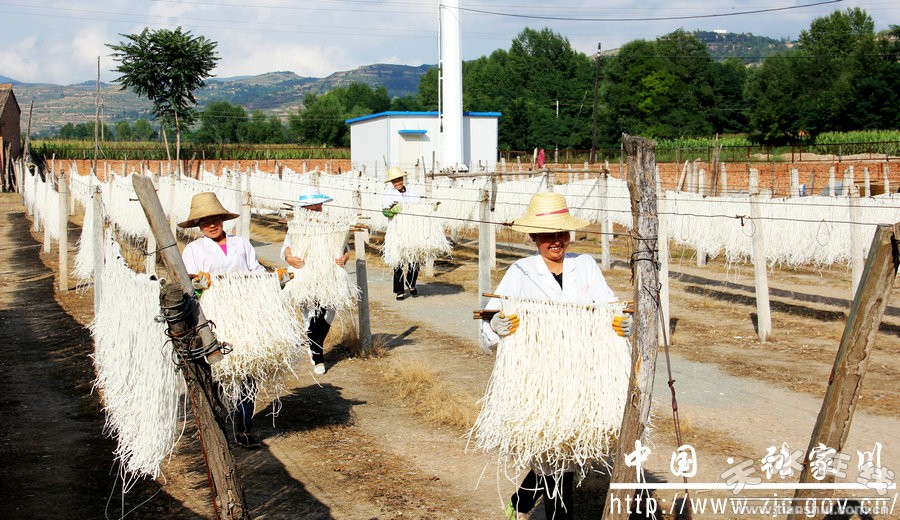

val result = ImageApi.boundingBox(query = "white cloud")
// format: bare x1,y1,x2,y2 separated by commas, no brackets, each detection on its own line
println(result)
0,36,40,82
0,0,897,84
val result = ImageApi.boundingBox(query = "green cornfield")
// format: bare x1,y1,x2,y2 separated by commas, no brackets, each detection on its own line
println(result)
30,140,350,161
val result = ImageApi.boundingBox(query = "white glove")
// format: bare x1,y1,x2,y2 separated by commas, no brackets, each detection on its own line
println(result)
191,272,211,291
276,268,293,289
489,312,520,337
612,314,633,337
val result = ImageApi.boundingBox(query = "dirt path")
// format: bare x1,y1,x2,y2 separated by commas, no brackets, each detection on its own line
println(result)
2,191,898,519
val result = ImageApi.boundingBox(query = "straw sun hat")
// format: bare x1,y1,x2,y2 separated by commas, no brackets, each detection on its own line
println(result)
385,166,406,183
510,192,589,234
178,192,239,228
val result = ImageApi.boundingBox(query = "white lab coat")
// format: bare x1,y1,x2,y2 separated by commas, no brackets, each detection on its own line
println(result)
480,253,618,347
182,234,264,275
382,185,421,209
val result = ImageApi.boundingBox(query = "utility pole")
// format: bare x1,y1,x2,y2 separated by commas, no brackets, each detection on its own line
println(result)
590,42,601,164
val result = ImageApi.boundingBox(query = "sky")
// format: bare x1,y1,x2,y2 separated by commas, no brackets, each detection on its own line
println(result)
0,0,898,85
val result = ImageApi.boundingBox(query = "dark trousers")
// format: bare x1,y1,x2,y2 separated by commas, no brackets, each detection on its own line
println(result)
511,470,575,520
231,380,257,436
307,308,331,365
392,264,419,295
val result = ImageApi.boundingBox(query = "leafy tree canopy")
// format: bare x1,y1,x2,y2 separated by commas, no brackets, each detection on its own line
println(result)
108,27,219,145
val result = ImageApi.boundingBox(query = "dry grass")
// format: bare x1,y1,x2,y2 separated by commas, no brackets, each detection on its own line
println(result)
329,309,387,359
381,360,480,432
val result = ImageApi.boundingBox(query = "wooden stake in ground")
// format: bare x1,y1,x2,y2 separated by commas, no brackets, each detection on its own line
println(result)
131,174,248,520
786,222,900,520
603,135,661,520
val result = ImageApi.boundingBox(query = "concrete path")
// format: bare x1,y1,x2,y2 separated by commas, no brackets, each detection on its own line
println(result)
253,237,900,492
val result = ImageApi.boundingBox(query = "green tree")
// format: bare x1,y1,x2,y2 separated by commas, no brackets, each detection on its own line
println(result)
744,51,806,142
133,119,155,141
245,110,288,144
108,27,219,165
194,101,248,144
709,59,749,134
115,120,134,141
289,93,347,146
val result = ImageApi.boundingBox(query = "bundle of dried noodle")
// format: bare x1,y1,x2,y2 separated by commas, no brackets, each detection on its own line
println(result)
469,297,630,482
90,239,183,486
382,202,451,268
282,209,359,312
199,272,307,409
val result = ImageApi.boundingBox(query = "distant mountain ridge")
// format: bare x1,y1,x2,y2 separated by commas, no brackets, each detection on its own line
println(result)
9,63,432,135
5,31,793,135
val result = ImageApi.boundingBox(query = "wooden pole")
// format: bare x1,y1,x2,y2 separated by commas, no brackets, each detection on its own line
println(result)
130,174,224,365
603,135,660,520
57,171,69,292
352,180,372,354
656,172,670,346
158,282,249,520
354,229,373,355
786,222,900,520
478,188,492,352
749,175,772,342
131,174,247,519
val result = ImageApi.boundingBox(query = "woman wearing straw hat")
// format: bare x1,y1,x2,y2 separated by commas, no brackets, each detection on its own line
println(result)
480,192,632,520
179,191,289,449
280,188,350,375
382,166,423,300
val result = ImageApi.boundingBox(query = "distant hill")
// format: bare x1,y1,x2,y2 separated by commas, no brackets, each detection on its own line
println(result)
6,31,792,136
599,30,794,65
693,30,793,64
11,63,433,135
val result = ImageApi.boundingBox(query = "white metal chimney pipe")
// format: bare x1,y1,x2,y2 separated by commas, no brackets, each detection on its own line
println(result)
439,0,464,170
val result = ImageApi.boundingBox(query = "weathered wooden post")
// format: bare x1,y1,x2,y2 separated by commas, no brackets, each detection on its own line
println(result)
131,174,248,520
749,168,772,342
656,170,670,346
787,222,900,520
603,135,661,520
353,181,373,354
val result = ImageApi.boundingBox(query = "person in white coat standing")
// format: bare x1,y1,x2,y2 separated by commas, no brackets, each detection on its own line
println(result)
280,189,350,375
179,192,289,450
480,192,633,520
382,166,423,300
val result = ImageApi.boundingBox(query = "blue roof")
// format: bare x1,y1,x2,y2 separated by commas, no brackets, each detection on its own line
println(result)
346,110,502,124
398,129,427,134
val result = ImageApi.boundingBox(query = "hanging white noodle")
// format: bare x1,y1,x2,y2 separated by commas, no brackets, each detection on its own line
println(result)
73,200,97,284
282,209,359,312
199,272,307,409
90,238,183,486
382,202,452,269
469,297,630,482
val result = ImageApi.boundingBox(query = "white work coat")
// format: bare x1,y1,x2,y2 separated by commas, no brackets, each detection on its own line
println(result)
182,234,264,275
480,253,618,347
382,185,421,209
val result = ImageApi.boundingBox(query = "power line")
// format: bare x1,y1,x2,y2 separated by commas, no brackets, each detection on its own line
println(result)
456,0,845,22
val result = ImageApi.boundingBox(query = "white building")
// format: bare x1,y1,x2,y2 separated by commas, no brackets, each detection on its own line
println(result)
345,110,501,177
